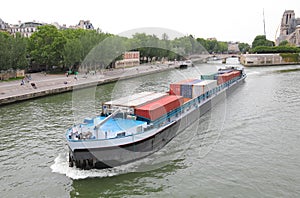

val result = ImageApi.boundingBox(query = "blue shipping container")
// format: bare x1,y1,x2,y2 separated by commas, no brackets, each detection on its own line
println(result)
180,79,202,98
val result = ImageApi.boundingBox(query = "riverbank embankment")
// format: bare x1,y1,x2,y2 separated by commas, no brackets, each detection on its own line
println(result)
240,53,300,67
0,64,177,106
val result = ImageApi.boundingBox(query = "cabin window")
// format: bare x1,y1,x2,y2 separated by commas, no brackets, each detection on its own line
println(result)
116,132,126,137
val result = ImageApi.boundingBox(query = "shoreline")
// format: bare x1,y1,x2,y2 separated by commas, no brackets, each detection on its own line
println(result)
0,64,177,106
242,62,300,67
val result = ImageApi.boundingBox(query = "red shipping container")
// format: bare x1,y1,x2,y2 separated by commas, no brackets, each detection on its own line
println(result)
135,95,184,120
217,71,240,85
169,79,196,95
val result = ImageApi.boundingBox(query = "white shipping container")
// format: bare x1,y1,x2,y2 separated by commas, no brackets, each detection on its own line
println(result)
105,92,153,107
192,80,217,98
105,92,167,108
127,92,167,107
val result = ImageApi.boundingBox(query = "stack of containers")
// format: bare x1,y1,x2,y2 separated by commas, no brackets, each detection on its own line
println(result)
216,70,241,85
180,79,202,98
217,69,233,74
105,92,167,108
169,79,197,95
201,73,218,80
192,80,218,98
135,95,184,121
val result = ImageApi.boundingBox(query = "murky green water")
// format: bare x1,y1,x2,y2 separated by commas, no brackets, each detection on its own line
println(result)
1,62,300,197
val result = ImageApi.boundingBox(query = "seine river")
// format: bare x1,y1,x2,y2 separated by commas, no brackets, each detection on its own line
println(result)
1,60,300,197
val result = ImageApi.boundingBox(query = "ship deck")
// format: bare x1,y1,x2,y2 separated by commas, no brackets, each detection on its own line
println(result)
67,116,147,141
96,116,146,133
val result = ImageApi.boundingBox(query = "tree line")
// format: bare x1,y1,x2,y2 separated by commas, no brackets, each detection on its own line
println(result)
2,25,300,73
249,35,300,53
0,25,233,73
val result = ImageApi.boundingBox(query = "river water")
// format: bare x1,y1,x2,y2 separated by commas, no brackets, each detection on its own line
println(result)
1,60,300,197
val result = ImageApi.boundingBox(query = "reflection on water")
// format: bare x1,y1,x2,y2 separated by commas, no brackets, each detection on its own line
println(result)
70,159,186,198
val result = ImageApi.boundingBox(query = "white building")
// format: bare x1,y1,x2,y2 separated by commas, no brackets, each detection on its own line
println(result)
0,18,8,30
69,20,94,30
9,21,44,37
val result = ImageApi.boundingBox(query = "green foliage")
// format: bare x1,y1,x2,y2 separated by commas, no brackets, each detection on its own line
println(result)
0,32,11,70
251,46,300,54
280,53,299,62
252,35,274,48
196,38,228,54
0,32,28,71
27,25,67,70
278,40,289,46
3,26,239,72
238,42,250,53
11,33,29,69
83,35,129,69
61,29,111,70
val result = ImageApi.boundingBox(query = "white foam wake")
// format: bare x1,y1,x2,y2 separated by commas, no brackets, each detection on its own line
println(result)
50,153,158,180
50,154,130,180
246,71,260,76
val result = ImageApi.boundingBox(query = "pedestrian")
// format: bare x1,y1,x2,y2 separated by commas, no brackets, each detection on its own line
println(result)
31,82,37,89
74,71,78,80
20,78,25,85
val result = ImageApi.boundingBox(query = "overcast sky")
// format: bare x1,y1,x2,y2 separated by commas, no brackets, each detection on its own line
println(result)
2,0,300,44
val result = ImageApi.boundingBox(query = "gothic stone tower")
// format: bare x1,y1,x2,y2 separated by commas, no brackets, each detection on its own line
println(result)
280,10,296,36
276,10,300,46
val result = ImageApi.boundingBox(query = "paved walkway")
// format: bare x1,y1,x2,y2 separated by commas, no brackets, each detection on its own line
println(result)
0,64,177,105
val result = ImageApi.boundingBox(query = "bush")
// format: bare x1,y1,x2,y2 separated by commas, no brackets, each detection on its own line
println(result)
250,46,300,54
280,53,299,62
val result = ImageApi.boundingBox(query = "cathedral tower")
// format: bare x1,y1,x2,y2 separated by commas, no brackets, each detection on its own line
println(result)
280,10,296,36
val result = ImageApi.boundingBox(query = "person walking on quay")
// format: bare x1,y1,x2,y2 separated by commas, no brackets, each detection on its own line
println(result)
20,78,25,85
74,71,78,80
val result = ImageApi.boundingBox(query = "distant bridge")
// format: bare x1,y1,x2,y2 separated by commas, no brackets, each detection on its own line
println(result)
188,54,240,63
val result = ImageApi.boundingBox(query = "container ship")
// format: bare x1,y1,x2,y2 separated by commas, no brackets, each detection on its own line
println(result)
66,66,246,169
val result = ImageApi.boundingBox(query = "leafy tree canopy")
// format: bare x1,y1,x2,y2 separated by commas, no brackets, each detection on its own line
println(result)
252,35,274,48
0,32,28,71
27,25,66,70
238,42,250,53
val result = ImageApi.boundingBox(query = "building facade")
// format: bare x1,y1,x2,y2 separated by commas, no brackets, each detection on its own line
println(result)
115,51,140,68
69,20,94,30
0,18,9,31
227,42,240,54
9,21,44,37
276,10,300,46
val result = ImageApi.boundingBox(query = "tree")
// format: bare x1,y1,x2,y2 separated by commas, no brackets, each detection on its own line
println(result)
63,38,83,69
238,42,250,53
82,35,129,70
217,41,228,53
11,33,28,69
27,25,66,71
0,32,12,70
0,32,28,71
196,38,227,54
251,35,274,48
61,29,111,70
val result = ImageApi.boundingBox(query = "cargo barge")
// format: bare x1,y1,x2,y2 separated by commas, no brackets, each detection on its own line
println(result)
66,66,246,169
